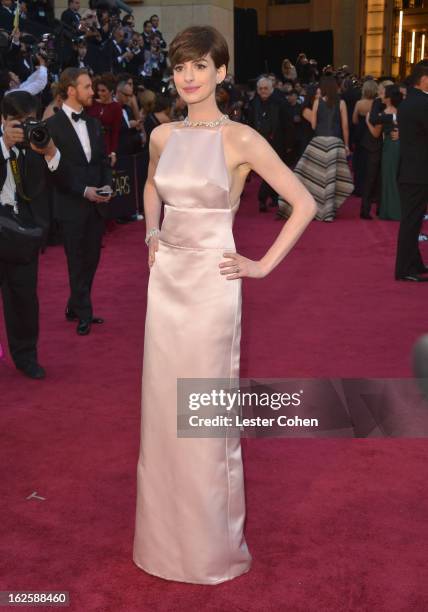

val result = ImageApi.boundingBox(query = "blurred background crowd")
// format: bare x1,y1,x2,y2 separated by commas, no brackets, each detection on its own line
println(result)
0,0,426,231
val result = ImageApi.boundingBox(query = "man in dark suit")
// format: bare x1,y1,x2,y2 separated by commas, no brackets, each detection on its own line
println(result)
47,67,113,334
0,0,15,32
149,14,166,49
109,25,133,74
116,79,143,156
395,62,428,282
60,0,81,31
248,77,290,211
0,91,68,378
141,19,152,51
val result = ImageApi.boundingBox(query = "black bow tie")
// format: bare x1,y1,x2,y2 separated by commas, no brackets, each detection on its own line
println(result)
71,111,86,122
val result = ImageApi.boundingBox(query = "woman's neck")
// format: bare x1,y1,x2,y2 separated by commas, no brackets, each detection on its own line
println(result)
186,99,223,123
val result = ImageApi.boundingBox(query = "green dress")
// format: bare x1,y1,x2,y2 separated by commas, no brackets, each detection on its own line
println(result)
379,112,401,221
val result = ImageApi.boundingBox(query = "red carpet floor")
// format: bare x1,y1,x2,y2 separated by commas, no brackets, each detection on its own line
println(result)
1,175,428,611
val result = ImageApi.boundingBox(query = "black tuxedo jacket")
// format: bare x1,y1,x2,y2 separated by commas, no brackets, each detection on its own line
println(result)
397,87,428,185
117,105,142,156
47,109,112,221
60,8,81,30
0,142,68,231
108,40,129,73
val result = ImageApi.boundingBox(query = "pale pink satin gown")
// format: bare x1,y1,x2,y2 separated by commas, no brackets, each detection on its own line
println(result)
133,122,252,584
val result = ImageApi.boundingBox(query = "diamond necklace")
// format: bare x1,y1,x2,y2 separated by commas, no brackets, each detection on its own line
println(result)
183,114,229,128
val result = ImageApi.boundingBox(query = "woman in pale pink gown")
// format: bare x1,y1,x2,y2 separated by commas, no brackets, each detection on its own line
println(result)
133,25,317,584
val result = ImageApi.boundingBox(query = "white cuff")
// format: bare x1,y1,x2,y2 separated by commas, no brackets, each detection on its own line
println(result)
0,136,10,160
45,148,61,171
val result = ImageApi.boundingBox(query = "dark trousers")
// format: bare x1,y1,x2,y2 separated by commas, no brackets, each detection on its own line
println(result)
61,209,104,321
0,254,39,367
361,147,382,215
395,183,428,278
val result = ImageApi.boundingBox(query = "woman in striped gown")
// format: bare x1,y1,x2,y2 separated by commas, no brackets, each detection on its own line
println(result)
294,76,354,222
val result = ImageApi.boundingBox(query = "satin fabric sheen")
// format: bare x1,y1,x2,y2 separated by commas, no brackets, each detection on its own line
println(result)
133,126,252,584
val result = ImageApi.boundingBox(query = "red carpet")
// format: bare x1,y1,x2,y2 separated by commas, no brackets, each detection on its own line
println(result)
1,175,428,611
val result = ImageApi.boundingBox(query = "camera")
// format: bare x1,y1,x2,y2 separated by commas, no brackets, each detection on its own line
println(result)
19,119,50,149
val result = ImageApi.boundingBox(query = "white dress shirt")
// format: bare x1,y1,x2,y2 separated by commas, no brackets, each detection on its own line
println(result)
122,108,130,128
61,102,91,163
0,135,60,213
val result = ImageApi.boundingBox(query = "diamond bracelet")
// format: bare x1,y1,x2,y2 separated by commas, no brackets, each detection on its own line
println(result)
145,228,160,245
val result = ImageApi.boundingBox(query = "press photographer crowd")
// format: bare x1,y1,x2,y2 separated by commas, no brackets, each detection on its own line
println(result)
0,0,427,379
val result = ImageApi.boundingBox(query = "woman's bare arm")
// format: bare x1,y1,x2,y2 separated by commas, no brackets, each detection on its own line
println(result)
352,100,360,125
220,126,317,280
340,100,350,149
144,126,166,267
366,112,382,138
302,106,313,124
311,98,319,131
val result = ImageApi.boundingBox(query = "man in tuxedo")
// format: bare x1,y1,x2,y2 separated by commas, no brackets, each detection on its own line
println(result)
116,79,143,156
395,62,428,282
141,19,152,51
0,91,68,378
47,67,112,335
60,0,81,31
149,14,166,49
109,25,133,74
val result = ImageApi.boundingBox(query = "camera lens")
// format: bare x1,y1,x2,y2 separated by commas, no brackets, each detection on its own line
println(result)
29,125,50,148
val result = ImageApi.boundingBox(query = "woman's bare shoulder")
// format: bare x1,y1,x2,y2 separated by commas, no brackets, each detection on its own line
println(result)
150,121,180,153
222,121,264,151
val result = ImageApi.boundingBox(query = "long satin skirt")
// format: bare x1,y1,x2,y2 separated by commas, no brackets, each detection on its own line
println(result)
133,237,252,584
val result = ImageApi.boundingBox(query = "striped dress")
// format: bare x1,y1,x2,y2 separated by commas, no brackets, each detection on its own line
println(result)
294,99,354,221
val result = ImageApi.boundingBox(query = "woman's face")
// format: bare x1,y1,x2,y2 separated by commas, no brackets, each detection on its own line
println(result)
378,85,385,100
97,84,112,103
173,53,226,106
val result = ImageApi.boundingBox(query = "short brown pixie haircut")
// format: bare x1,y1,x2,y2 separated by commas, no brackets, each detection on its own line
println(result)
169,26,229,71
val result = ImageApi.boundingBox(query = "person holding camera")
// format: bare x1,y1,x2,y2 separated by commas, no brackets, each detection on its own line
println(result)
0,49,47,101
0,91,68,379
47,67,113,335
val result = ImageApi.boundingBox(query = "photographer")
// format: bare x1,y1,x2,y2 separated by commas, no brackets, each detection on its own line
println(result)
0,91,68,379
109,24,133,74
0,50,47,100
47,67,112,336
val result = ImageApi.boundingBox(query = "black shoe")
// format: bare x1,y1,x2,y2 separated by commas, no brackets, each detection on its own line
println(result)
396,274,428,282
269,197,279,208
16,362,46,379
416,265,428,274
65,307,76,321
66,308,104,324
77,319,91,335
360,212,373,220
